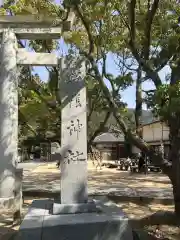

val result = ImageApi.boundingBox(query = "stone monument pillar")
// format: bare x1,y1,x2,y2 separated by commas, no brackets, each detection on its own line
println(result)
18,56,133,240
59,56,88,204
0,29,18,200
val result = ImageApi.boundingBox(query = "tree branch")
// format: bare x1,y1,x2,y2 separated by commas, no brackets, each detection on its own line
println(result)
19,109,37,136
102,54,115,93
128,0,136,44
87,110,111,152
43,40,61,103
87,95,100,123
74,4,94,55
115,55,138,72
144,0,160,60
129,42,162,87
135,67,143,137
126,1,162,88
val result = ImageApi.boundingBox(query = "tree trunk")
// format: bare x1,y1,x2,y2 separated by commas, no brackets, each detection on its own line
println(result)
135,67,143,138
168,58,180,216
169,142,180,217
87,111,111,152
171,156,180,217
172,181,180,217
168,121,180,217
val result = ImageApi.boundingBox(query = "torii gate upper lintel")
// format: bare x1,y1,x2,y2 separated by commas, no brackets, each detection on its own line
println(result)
0,15,71,39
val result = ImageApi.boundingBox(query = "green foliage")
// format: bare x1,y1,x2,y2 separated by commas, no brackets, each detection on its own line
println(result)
151,83,180,121
113,73,134,91
4,0,64,16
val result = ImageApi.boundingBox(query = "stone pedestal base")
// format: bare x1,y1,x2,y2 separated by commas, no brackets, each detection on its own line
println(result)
17,197,133,240
51,200,101,214
0,168,23,220
0,196,21,222
0,197,15,211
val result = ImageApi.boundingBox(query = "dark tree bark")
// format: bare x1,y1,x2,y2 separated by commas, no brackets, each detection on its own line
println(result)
135,67,143,138
168,124,180,216
168,62,180,216
87,111,111,152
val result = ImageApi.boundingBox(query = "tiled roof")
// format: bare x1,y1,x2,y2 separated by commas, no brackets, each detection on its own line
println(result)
93,132,124,143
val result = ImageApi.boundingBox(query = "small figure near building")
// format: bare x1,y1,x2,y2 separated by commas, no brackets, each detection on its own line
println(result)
138,153,145,172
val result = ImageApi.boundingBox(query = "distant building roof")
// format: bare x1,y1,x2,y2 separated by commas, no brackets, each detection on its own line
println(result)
142,119,161,126
93,132,124,143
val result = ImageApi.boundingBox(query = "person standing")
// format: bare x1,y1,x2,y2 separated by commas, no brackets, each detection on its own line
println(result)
56,152,62,168
138,153,145,172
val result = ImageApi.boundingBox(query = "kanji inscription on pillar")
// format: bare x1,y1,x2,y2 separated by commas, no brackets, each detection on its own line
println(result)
59,56,87,204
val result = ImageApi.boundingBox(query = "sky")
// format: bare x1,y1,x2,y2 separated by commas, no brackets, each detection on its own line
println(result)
34,39,170,109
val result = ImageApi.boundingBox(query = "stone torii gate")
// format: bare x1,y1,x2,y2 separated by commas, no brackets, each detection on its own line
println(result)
0,15,75,215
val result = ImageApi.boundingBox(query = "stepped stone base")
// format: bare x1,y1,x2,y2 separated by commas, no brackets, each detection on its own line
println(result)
17,197,133,240
0,168,23,216
51,200,100,215
0,197,15,211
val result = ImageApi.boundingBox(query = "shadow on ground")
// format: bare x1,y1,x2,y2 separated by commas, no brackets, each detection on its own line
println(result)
131,211,180,240
116,200,180,240
23,166,173,203
0,220,18,240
